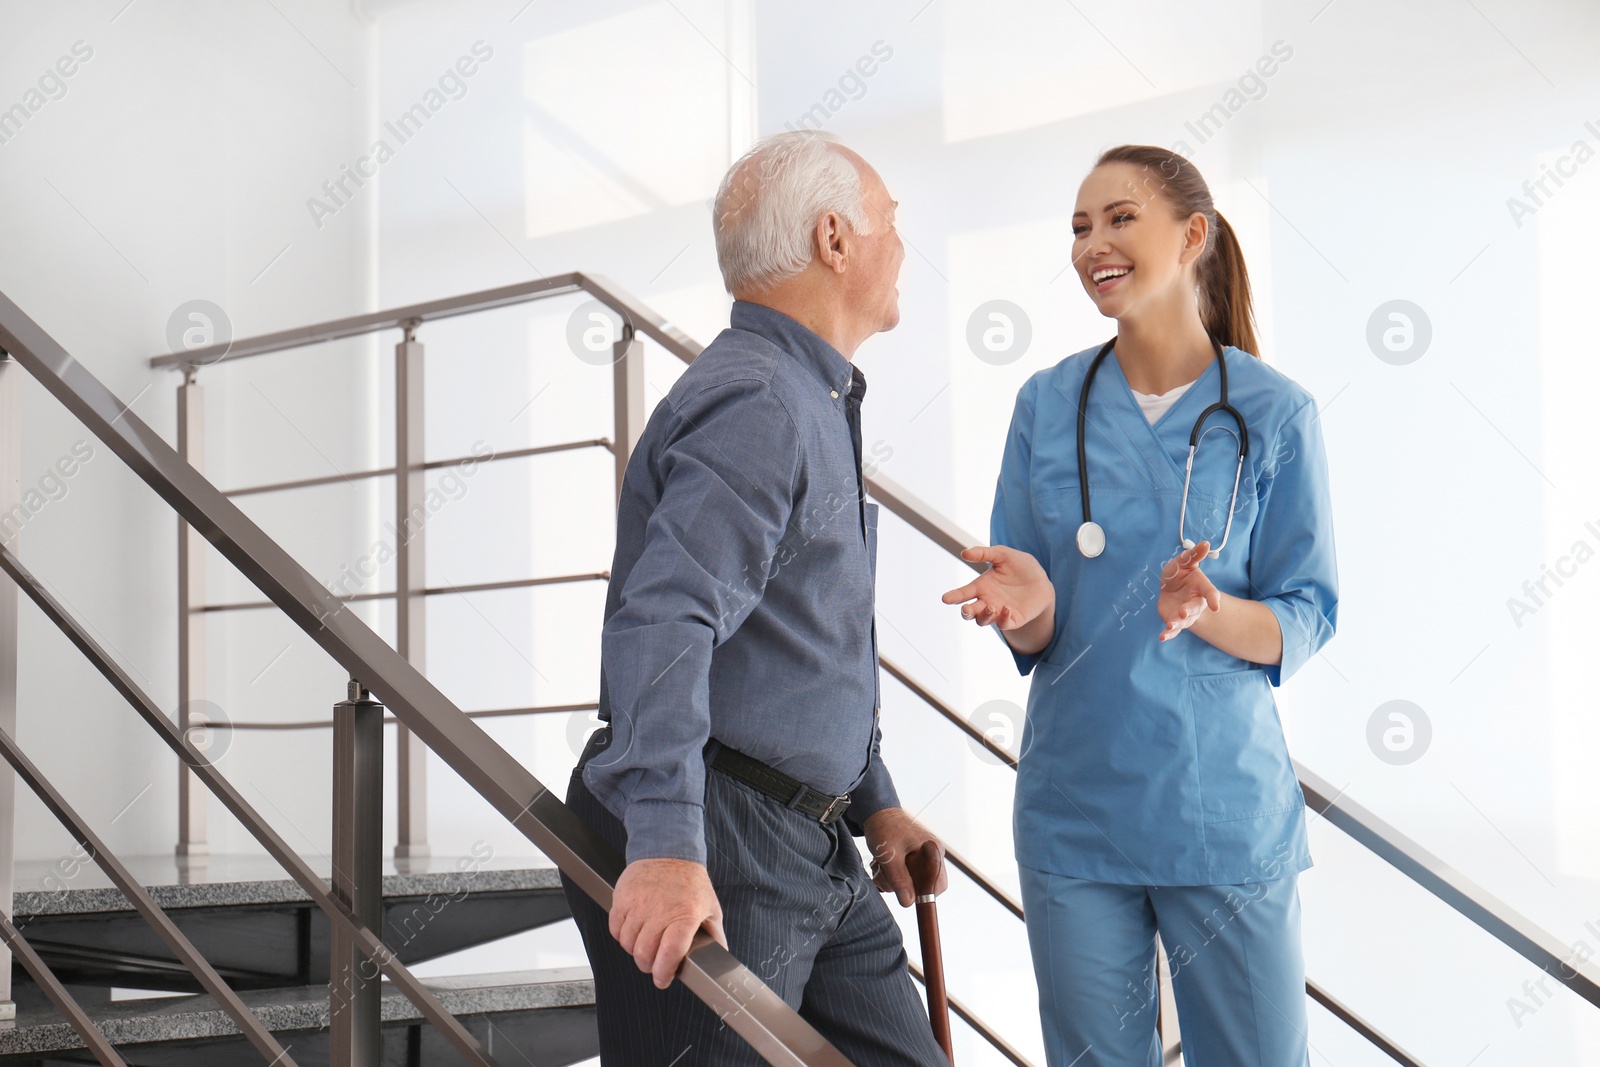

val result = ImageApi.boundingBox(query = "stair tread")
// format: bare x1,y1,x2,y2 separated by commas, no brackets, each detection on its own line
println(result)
0,967,594,1055
14,854,561,916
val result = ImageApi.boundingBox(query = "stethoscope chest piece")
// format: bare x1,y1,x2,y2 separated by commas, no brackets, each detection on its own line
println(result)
1076,521,1106,558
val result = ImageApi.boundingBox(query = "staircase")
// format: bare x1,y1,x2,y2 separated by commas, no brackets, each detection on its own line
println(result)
2,969,593,1067
2,273,1600,1065
1,856,593,1065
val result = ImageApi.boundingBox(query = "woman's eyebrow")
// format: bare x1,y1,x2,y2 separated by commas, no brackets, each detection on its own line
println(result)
1071,199,1140,219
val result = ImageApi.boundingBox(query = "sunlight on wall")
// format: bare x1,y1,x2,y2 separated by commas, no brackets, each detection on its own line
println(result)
939,0,1265,143
519,1,735,239
1537,162,1600,880
945,215,1078,541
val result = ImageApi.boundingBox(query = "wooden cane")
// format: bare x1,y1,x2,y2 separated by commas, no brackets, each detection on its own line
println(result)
907,840,954,1064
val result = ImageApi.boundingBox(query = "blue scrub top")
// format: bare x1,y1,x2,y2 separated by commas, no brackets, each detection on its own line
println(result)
993,342,1338,886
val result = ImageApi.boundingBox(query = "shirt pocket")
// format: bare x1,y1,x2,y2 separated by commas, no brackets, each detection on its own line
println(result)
1185,668,1302,824
864,501,879,580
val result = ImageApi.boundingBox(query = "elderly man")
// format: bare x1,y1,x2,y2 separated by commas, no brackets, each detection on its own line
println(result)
559,131,948,1066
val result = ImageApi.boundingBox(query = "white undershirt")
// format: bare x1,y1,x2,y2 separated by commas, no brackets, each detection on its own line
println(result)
1129,378,1198,424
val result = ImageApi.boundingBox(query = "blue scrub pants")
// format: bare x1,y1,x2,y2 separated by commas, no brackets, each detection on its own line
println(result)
1019,865,1310,1067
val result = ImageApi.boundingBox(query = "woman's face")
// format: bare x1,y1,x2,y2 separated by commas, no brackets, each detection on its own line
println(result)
1071,161,1205,321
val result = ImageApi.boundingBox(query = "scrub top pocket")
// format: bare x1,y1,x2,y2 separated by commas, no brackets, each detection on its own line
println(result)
1186,669,1302,825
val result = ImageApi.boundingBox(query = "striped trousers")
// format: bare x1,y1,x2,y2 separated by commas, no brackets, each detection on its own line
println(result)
561,729,948,1067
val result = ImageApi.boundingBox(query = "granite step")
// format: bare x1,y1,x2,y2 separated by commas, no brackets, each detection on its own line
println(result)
0,967,597,1067
9,855,572,995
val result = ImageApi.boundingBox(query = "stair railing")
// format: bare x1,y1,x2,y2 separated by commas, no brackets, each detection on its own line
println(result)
137,272,1600,1065
0,291,860,1067
4,271,1596,1064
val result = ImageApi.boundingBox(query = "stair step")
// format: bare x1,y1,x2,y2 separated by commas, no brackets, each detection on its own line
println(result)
15,864,560,917
8,855,573,994
0,967,595,1061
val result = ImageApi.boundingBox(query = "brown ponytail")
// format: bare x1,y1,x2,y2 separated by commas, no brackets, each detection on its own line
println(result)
1093,145,1261,358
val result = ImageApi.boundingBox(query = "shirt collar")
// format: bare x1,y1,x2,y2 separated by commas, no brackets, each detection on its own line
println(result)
730,300,864,403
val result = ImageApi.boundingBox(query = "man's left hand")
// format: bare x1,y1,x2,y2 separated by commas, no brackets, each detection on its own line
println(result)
863,807,946,906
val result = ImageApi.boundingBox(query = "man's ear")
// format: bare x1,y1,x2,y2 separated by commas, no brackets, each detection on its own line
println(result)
815,211,847,273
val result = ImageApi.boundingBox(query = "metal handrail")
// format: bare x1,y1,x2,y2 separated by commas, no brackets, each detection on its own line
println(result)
882,655,1016,769
1306,980,1423,1066
144,271,982,578
0,677,298,1065
126,270,1515,1060
888,604,1600,1012
0,907,127,1066
1298,763,1600,1007
201,572,608,614
2,289,857,1067
883,648,1595,1043
221,701,600,731
146,272,700,370
0,541,497,1066
942,843,1023,922
221,437,611,499
909,961,1035,1067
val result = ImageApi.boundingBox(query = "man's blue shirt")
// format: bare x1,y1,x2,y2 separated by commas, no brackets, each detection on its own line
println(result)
583,300,898,864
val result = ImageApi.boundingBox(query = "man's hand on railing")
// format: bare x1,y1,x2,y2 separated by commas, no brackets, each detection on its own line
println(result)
610,858,727,990
864,807,947,907
941,544,1056,655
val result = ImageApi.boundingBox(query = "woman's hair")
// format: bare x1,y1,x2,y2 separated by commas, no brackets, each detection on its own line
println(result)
1093,144,1260,358
712,131,872,295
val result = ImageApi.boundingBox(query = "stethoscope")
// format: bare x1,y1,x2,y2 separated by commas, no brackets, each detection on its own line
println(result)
1074,337,1249,560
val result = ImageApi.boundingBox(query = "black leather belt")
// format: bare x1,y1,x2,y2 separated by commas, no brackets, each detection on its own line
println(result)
707,740,852,826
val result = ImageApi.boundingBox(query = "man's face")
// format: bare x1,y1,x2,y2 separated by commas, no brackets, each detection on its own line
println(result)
842,156,904,334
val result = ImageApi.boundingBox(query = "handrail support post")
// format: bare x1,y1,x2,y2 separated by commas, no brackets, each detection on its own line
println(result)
394,323,429,866
176,369,208,865
331,677,385,1066
0,350,19,1021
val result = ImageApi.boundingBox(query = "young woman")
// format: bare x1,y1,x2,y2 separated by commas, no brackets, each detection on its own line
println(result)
944,145,1338,1065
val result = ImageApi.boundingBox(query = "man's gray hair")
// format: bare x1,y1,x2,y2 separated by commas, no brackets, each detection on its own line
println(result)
712,132,872,294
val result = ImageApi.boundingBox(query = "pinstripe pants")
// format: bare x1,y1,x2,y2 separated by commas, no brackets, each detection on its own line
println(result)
561,730,948,1067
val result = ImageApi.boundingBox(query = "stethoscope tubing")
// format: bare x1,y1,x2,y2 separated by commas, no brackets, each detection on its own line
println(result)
1076,336,1250,558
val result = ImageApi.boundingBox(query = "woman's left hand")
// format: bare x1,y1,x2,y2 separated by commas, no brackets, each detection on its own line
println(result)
1156,541,1222,641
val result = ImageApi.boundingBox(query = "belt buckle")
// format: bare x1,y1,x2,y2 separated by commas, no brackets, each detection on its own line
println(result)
820,793,850,825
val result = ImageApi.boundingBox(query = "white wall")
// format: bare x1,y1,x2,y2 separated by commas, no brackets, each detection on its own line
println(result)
0,1,377,872
6,1,1600,1063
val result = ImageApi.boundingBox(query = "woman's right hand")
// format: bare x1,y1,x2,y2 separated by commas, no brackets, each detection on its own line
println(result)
941,545,1054,632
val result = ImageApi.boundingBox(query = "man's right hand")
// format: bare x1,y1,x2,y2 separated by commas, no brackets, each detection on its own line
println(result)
609,857,727,989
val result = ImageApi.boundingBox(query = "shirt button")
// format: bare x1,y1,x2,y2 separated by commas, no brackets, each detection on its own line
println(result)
830,390,839,399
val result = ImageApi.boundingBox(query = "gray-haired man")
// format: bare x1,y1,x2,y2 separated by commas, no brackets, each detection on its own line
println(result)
559,133,949,1066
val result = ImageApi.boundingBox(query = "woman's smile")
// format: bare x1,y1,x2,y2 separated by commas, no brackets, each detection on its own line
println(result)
1090,264,1134,293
